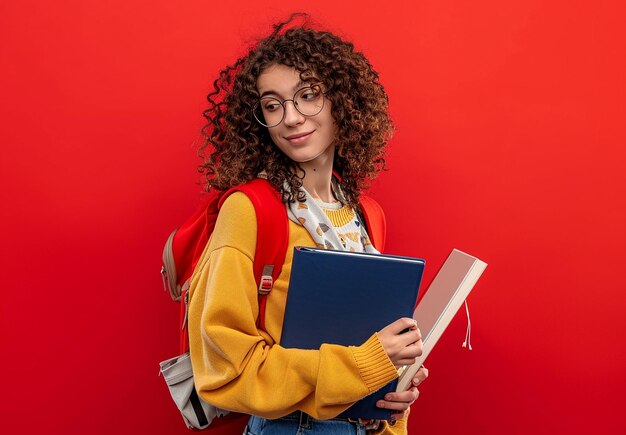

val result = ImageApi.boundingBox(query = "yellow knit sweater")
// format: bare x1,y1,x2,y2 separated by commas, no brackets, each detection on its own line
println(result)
188,192,409,434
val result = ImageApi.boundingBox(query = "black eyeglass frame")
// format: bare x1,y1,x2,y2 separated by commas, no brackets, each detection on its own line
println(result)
252,83,328,128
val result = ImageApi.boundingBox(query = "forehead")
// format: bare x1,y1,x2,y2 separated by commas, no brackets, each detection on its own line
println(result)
256,64,314,96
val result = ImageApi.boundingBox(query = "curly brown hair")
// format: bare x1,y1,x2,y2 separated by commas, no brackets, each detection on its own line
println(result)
198,13,393,207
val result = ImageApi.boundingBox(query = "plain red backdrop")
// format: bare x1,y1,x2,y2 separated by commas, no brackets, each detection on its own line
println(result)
1,0,624,434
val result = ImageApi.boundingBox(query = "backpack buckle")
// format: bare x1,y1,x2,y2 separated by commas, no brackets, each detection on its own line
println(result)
259,275,273,294
160,266,169,293
258,265,274,295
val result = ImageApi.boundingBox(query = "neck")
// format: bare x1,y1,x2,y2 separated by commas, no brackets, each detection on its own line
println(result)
299,151,336,203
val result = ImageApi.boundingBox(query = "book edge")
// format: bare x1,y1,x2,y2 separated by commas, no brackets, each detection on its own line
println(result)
395,257,487,391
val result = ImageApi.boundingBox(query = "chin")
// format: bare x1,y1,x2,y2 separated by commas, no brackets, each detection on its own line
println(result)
288,144,335,164
290,151,328,165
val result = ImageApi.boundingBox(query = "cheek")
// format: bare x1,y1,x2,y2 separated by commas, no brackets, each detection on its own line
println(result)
321,109,337,133
323,115,338,139
268,129,282,145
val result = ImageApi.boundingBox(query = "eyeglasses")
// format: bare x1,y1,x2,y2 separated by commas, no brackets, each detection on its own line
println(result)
253,83,326,128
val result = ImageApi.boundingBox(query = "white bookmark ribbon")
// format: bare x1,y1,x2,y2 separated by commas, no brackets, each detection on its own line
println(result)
462,300,473,350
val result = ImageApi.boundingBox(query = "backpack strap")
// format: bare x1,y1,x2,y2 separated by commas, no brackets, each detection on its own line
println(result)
221,179,288,331
359,195,387,253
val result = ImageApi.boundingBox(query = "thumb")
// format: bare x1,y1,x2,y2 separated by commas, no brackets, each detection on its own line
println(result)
384,317,417,335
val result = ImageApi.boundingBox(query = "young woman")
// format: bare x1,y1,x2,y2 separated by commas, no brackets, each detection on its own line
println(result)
188,14,428,435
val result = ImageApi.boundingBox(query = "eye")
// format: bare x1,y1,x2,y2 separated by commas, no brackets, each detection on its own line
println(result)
262,99,282,112
300,86,322,101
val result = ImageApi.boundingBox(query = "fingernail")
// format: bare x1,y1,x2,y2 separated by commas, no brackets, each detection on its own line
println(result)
413,378,420,386
378,401,385,408
385,394,392,400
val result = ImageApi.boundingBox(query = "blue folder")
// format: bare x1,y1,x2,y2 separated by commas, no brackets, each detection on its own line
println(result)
280,246,425,420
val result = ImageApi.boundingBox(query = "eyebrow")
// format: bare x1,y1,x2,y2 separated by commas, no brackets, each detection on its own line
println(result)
259,78,312,98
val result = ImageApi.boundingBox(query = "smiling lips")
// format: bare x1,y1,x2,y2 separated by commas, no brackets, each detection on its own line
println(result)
284,131,314,144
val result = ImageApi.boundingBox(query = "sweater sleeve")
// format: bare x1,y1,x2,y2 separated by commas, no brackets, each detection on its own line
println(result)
187,192,399,420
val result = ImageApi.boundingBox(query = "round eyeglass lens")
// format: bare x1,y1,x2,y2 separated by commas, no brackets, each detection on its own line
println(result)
294,84,324,116
253,84,325,128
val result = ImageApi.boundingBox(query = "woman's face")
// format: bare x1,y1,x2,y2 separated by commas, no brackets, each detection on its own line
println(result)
256,64,337,169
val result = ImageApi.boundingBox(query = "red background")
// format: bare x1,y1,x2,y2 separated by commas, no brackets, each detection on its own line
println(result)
1,1,624,434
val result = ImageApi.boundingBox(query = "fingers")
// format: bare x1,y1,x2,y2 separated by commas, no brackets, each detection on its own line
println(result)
395,355,421,366
393,338,424,365
378,318,424,368
388,317,417,334
376,387,419,412
390,346,423,366
383,318,419,336
401,329,423,346
385,388,419,403
379,320,422,348
412,365,429,387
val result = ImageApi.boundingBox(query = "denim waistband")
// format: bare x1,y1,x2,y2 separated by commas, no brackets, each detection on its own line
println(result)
280,411,381,430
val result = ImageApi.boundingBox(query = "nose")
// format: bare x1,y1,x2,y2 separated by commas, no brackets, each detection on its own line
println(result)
283,100,305,127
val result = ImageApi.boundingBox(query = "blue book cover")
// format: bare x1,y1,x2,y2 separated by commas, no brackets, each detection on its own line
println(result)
280,246,425,420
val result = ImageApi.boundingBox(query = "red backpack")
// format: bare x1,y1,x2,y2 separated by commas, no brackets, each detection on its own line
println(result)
159,178,386,433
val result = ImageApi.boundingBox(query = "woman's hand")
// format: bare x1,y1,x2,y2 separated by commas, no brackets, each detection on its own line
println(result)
378,318,423,368
376,366,429,422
